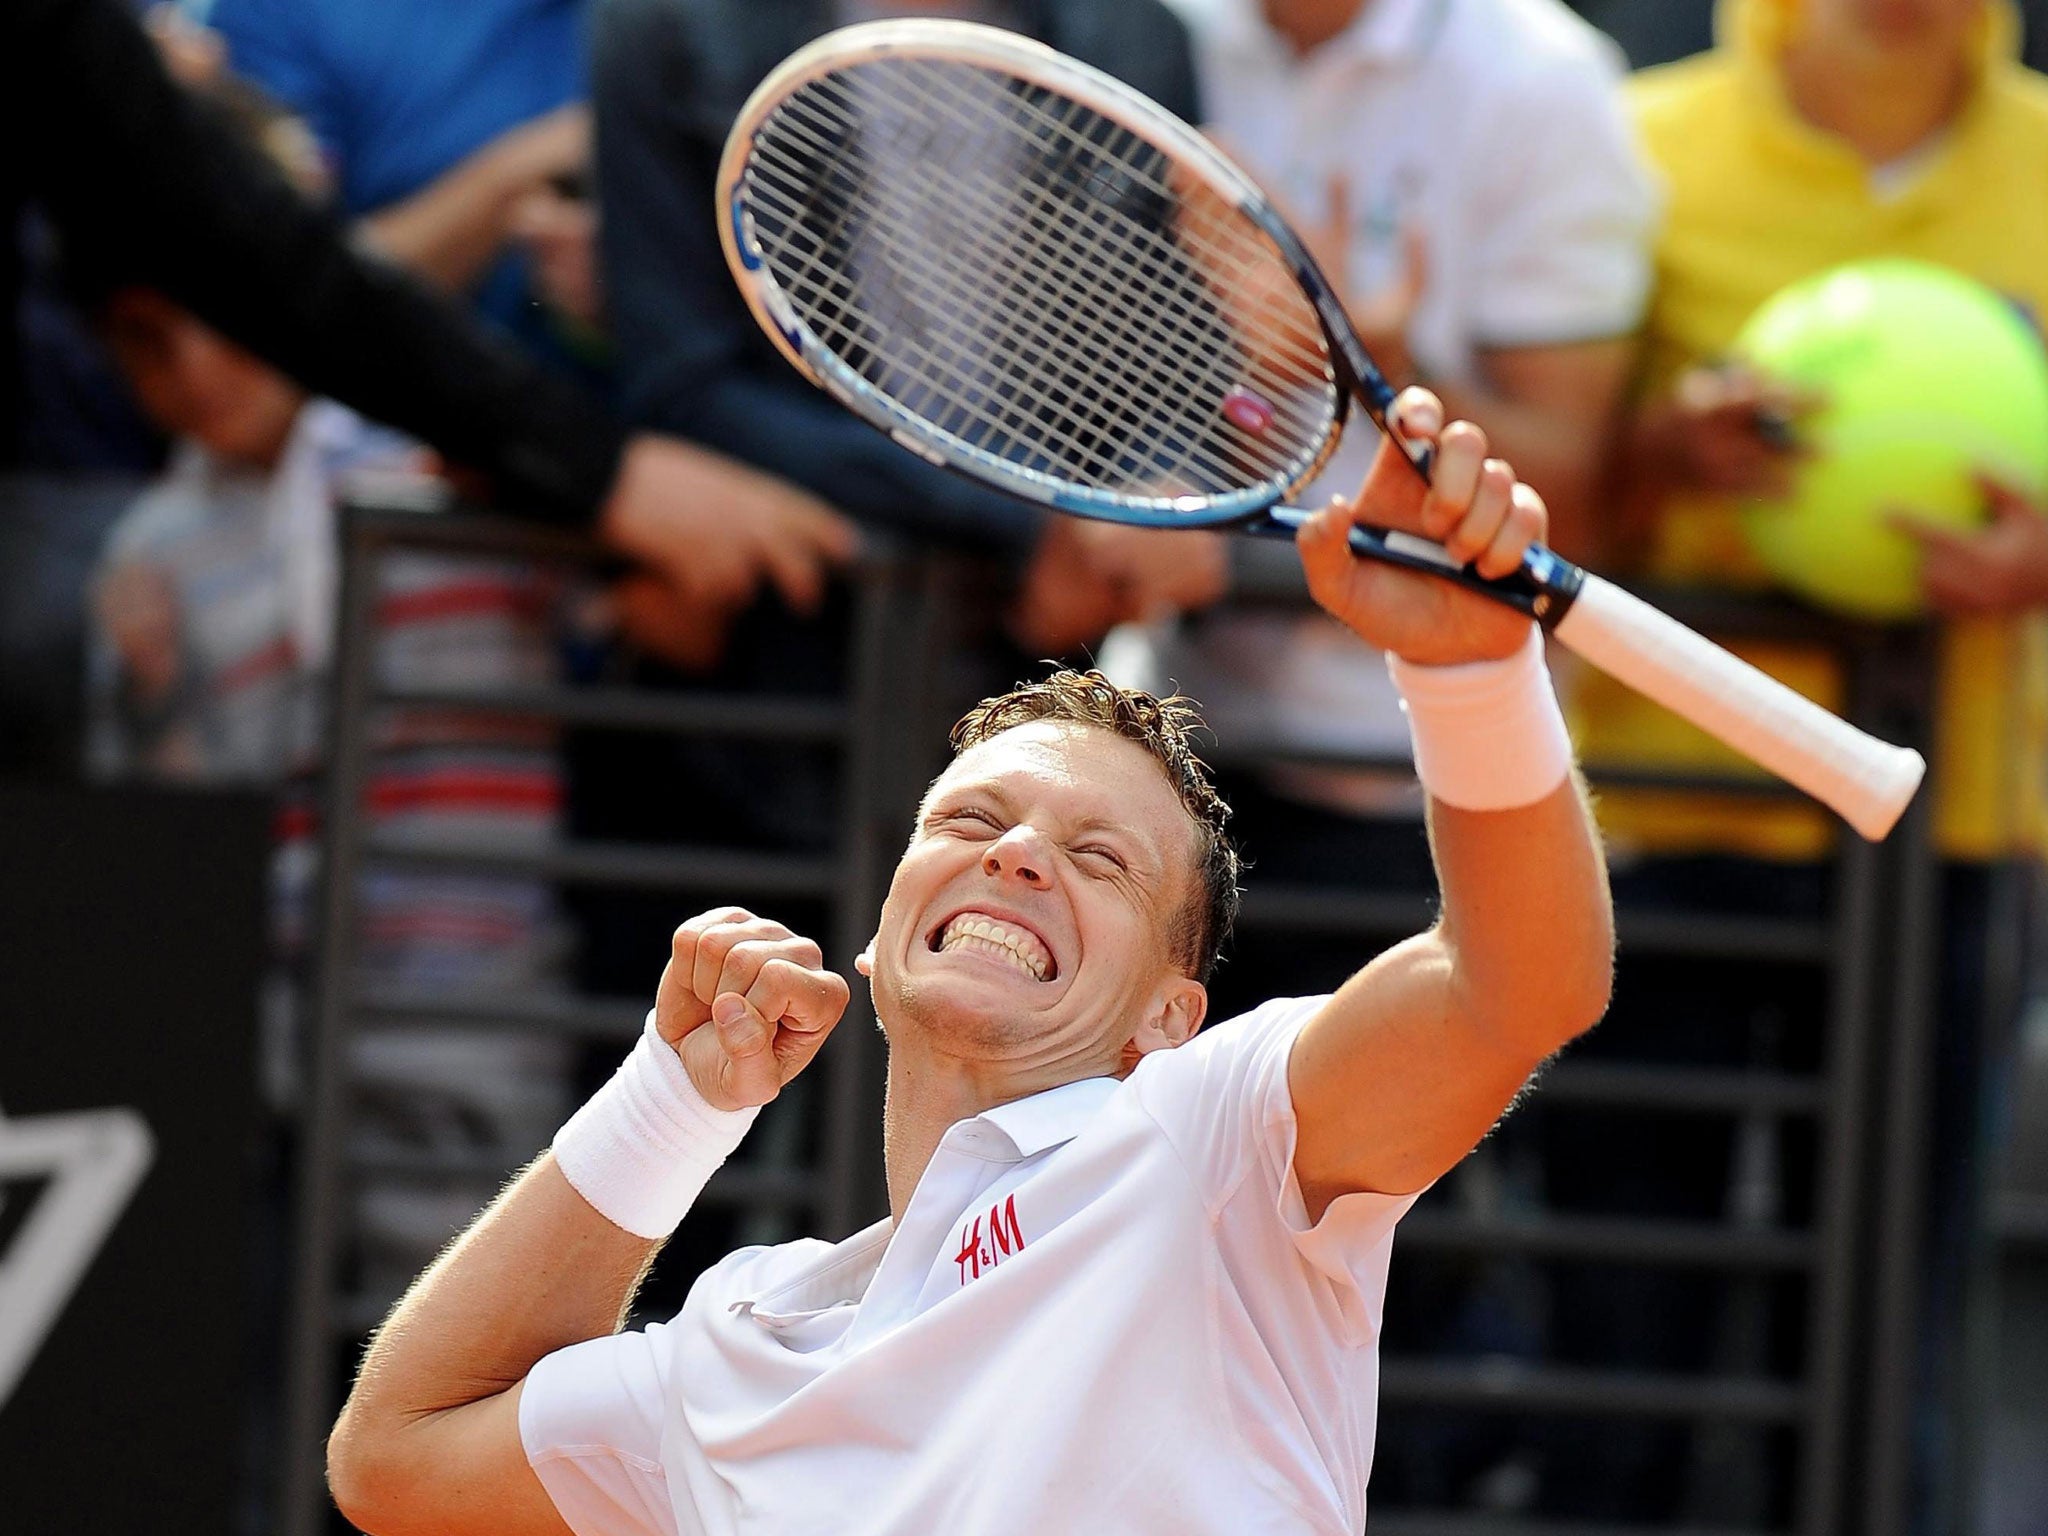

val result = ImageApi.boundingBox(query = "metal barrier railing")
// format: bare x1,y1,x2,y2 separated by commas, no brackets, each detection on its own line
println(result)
278,500,952,1536
281,498,1947,1535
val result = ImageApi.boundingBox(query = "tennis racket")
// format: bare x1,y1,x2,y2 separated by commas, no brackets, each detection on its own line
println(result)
715,18,1925,841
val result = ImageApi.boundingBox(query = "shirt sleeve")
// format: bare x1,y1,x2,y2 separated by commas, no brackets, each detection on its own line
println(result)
1129,997,1420,1330
1463,45,1659,349
519,1324,679,1536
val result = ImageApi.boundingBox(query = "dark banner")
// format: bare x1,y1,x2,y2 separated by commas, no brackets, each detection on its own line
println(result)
0,780,268,1535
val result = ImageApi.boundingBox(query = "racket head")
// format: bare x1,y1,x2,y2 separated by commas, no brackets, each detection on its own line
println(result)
716,18,1364,530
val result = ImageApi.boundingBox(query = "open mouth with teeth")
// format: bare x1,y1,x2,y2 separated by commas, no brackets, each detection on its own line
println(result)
927,911,1058,983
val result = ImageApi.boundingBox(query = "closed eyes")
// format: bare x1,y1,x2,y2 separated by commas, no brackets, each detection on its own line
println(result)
929,805,1135,876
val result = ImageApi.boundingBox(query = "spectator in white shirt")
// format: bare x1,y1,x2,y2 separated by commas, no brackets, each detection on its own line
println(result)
1111,0,1654,887
320,392,1615,1536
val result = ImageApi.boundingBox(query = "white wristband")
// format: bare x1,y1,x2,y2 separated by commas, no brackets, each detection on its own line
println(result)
552,1013,759,1239
1387,627,1574,811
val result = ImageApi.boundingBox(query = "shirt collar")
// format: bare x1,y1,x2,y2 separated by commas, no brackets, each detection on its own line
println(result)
1203,0,1444,71
966,1074,1120,1157
730,1076,1118,1319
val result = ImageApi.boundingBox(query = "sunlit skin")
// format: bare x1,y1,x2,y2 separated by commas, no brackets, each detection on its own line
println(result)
866,726,1201,1053
856,723,1209,1214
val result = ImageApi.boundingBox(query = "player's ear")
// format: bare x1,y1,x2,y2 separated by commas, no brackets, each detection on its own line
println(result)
1124,978,1206,1067
854,937,877,977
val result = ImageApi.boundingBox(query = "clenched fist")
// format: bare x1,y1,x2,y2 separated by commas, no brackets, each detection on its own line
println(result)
657,908,850,1112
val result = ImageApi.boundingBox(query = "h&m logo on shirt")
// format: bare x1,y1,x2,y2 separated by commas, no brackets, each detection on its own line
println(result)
953,1194,1025,1285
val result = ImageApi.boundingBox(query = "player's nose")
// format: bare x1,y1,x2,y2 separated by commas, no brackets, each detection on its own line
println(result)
981,824,1052,889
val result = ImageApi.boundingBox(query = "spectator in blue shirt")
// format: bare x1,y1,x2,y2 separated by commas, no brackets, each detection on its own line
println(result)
200,0,605,376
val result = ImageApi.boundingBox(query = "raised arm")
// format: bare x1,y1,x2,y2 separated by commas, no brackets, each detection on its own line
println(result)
1285,393,1614,1217
14,0,620,520
327,910,849,1536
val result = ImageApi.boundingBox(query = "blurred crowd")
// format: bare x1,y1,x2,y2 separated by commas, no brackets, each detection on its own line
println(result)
5,0,2048,1530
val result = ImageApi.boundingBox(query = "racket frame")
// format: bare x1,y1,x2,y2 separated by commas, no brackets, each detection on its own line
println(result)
719,20,1334,509
718,19,1585,623
716,19,1925,839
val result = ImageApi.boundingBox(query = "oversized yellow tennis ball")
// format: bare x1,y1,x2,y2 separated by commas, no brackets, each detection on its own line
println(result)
1734,259,2048,619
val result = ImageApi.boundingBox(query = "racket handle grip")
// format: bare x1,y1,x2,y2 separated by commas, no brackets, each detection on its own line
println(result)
1551,575,1926,841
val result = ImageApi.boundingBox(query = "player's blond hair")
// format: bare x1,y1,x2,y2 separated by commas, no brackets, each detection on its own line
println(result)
950,670,1241,983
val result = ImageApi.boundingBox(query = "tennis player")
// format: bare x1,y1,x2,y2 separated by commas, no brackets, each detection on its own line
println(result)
326,388,1615,1536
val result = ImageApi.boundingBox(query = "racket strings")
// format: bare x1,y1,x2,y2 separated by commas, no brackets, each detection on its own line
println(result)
907,124,1271,484
968,72,1334,383
743,54,1341,505
753,105,1160,473
761,67,1335,493
914,64,1336,396
774,59,1333,404
908,62,1341,447
759,156,1198,490
996,87,1336,484
761,82,1281,490
758,96,1219,485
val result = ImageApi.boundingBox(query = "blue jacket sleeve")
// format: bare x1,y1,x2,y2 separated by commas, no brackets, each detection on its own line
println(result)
591,0,1051,560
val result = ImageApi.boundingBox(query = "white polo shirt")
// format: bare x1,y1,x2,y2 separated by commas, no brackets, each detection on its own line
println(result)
519,996,1417,1535
1109,0,1655,770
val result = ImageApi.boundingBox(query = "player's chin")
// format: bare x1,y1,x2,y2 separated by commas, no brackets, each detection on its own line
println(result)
892,973,1057,1048
909,955,1061,1014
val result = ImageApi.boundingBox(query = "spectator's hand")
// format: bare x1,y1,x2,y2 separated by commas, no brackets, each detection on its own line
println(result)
94,562,183,704
605,572,736,673
143,5,225,87
490,103,593,195
1008,519,1228,656
1891,478,2048,616
657,908,849,1111
1008,518,1130,656
598,434,859,618
1179,149,1370,394
358,103,591,290
1299,388,1542,666
1643,364,1818,498
1207,150,1424,384
511,185,602,329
